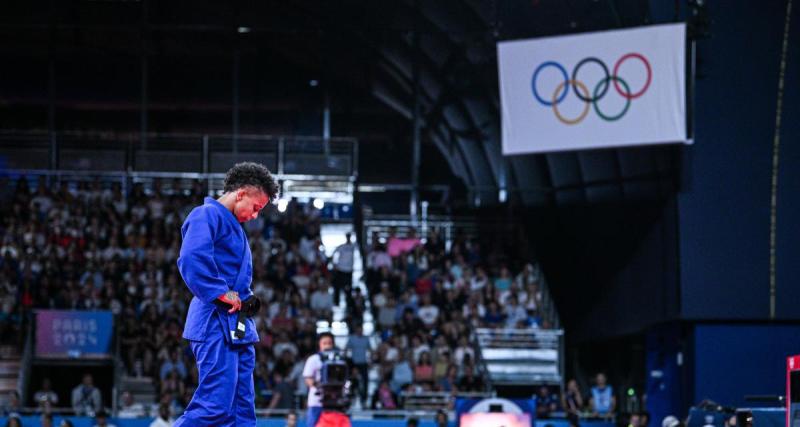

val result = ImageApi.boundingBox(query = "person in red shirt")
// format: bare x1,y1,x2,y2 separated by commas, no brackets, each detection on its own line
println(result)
414,271,434,295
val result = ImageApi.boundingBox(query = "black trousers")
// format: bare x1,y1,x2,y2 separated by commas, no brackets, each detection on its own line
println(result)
332,269,353,306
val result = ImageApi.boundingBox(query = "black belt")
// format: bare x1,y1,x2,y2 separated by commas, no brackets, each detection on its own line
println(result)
214,296,261,339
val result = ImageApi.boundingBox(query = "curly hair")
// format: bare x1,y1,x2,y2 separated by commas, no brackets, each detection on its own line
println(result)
223,162,280,202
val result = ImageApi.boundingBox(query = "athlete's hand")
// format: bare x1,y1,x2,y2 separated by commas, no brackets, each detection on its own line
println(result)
218,291,241,313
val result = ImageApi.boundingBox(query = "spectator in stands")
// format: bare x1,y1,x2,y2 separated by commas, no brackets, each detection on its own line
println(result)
504,296,529,328
59,420,74,427
407,418,419,427
435,410,449,427
414,351,434,385
432,342,450,379
2,391,21,415
517,263,542,288
410,335,431,364
159,349,187,381
536,386,559,419
457,365,483,392
149,404,173,427
483,301,505,327
117,391,146,418
371,381,398,410
494,266,513,291
398,308,424,337
331,233,355,306
267,370,295,411
391,352,414,393
93,410,117,427
562,379,584,415
470,267,489,291
285,411,298,427
345,324,370,403
4,415,21,427
368,243,392,271
40,413,54,427
375,288,397,330
439,364,459,393
309,283,334,318
416,294,439,328
71,373,102,416
453,337,474,366
520,282,541,313
590,373,616,419
160,371,186,405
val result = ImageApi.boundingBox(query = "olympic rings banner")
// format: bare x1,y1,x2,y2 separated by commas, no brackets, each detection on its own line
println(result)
498,23,688,155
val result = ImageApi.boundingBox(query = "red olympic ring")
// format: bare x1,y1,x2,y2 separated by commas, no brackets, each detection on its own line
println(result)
612,53,652,100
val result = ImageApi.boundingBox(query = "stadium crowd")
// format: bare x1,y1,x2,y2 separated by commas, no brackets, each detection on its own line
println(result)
361,228,551,408
0,176,336,417
0,175,559,420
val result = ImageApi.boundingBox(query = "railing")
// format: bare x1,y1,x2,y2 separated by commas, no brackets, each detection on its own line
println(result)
536,265,562,329
475,328,564,386
362,215,481,253
18,321,33,412
111,315,124,417
469,330,494,392
9,406,456,419
398,391,494,411
0,168,356,205
0,130,358,178
0,131,358,203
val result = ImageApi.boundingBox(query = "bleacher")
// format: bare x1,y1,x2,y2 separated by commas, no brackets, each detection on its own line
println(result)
475,328,563,386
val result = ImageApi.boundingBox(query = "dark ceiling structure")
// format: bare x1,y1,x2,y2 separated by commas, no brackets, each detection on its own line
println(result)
0,0,680,207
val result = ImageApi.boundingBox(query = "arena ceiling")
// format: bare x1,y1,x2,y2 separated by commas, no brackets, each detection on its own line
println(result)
0,0,679,206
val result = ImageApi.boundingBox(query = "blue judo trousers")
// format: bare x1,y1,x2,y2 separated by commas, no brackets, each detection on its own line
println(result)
174,197,259,427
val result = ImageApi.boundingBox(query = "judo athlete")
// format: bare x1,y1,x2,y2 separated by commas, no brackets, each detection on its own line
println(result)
173,162,279,427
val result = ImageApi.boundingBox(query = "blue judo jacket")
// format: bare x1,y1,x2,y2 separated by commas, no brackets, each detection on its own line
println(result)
177,197,258,345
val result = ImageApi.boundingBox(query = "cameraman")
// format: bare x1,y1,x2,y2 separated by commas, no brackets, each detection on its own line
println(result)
303,332,335,427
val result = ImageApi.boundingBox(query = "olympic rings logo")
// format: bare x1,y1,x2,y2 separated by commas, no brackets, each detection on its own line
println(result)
531,53,652,124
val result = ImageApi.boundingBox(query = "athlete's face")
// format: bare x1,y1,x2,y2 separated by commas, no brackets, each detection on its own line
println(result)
233,187,269,223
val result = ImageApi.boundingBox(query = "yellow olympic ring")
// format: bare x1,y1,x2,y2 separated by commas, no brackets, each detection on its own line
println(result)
551,79,590,125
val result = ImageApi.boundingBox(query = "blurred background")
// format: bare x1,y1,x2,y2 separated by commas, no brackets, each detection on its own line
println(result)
0,0,799,427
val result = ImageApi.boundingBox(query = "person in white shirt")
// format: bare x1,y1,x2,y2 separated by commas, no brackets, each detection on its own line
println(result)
470,268,488,291
504,296,529,328
72,374,102,416
331,233,355,306
516,263,542,287
453,337,475,366
33,378,58,411
416,294,439,328
303,333,335,427
368,246,392,271
149,404,174,427
92,411,117,427
310,283,334,318
300,235,324,264
411,335,431,364
117,391,146,418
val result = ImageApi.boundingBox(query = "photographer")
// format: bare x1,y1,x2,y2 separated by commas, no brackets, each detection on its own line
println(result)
303,332,335,427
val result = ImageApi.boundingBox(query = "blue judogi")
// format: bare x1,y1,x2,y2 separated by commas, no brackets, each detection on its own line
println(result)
174,197,259,427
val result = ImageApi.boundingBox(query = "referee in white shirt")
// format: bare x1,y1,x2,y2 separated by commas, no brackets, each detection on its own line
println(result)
331,233,355,306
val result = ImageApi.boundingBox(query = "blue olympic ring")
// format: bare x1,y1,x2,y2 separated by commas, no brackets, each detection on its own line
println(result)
531,61,569,106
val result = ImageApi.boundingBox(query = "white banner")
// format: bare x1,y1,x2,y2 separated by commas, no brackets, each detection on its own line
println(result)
498,23,688,155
